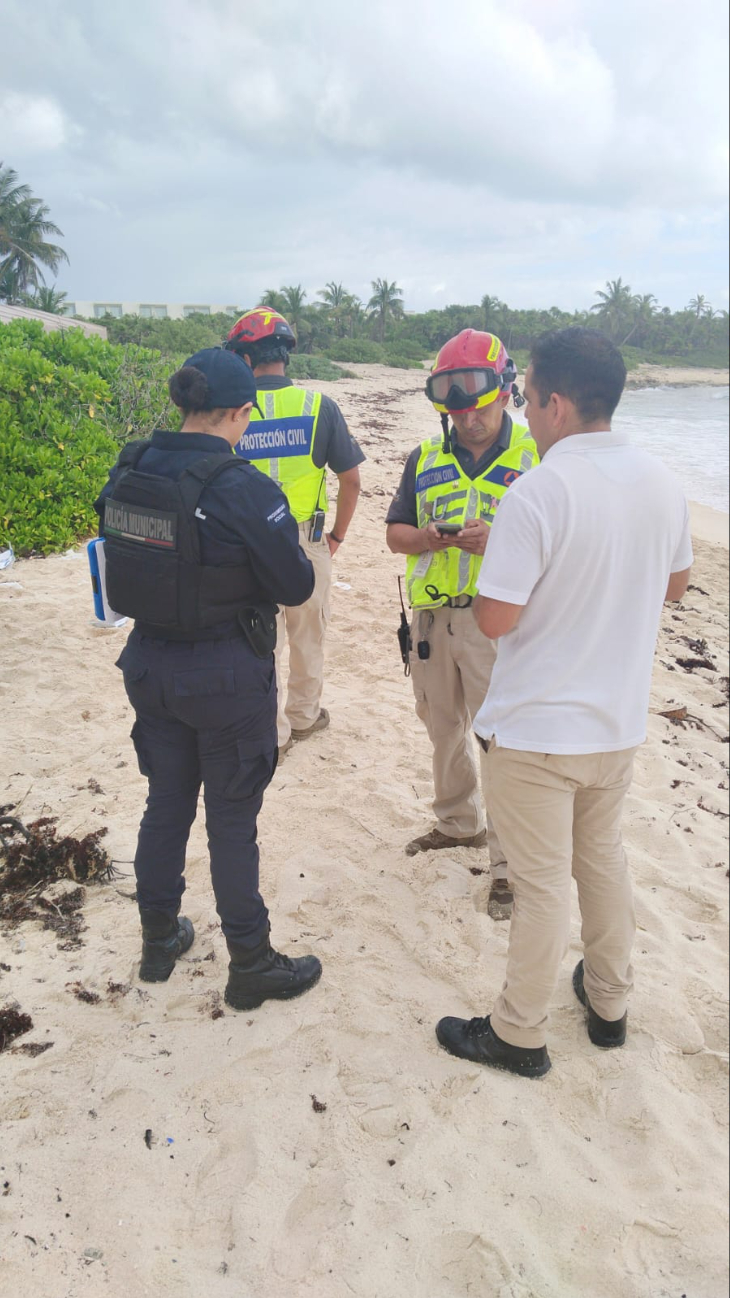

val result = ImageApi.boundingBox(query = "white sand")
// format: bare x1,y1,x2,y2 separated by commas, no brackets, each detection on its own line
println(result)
1,366,728,1298
626,364,729,390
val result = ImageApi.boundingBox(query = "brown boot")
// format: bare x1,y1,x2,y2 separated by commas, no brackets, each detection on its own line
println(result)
486,878,513,921
291,708,330,740
405,827,487,857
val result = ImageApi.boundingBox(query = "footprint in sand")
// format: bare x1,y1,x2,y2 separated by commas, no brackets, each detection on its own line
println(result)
188,1124,258,1251
416,1229,529,1297
271,1171,349,1282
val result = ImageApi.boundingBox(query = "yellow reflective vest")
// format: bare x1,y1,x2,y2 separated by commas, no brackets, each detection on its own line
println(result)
406,421,538,609
235,385,326,522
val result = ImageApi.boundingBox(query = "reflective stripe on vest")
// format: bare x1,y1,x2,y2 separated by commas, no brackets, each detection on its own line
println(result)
405,422,539,608
234,385,326,522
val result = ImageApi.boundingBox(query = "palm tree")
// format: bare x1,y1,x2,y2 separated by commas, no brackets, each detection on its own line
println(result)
260,288,287,313
0,163,32,232
344,296,365,338
23,283,68,314
590,278,634,340
318,282,356,337
0,261,21,303
687,294,711,318
318,281,348,309
367,278,404,342
480,294,501,331
0,162,68,299
281,284,307,338
621,293,657,346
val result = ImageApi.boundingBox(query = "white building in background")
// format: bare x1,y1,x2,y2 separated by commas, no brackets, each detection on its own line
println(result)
63,302,241,321
0,302,107,339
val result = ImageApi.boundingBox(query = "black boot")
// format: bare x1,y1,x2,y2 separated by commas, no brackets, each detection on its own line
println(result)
435,1014,551,1078
224,930,322,1011
573,960,627,1048
138,908,195,983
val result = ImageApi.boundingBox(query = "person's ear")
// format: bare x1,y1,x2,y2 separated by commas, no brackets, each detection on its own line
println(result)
551,392,569,428
235,402,253,433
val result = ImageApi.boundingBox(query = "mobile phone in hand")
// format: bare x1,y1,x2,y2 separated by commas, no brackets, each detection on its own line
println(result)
436,522,462,535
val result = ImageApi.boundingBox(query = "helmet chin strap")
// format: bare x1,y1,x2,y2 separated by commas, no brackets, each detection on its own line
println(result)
440,411,451,453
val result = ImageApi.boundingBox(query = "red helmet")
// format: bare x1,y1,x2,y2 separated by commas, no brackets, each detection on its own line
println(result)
426,329,517,413
225,307,296,355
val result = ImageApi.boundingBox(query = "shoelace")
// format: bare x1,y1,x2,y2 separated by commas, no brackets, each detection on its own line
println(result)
269,947,297,972
464,1016,491,1038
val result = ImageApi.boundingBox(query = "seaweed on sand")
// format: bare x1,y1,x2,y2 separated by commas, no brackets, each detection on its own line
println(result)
0,813,119,943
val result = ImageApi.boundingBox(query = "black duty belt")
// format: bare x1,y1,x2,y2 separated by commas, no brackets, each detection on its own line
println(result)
443,595,474,609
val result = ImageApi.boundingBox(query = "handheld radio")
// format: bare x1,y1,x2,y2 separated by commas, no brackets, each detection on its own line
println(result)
87,538,128,627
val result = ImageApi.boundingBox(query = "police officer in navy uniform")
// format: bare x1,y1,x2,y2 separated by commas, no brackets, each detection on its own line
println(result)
94,348,322,1012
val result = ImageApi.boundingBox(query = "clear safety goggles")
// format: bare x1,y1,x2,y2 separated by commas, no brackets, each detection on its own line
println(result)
425,364,514,411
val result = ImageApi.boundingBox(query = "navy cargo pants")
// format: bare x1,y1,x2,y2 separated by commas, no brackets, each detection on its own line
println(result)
116,628,277,949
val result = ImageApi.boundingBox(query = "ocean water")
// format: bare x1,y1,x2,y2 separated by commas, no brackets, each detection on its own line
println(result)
614,385,729,513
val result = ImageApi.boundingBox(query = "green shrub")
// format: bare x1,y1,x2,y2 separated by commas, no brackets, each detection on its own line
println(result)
381,350,425,369
384,338,429,360
0,319,176,555
288,355,355,381
325,339,386,364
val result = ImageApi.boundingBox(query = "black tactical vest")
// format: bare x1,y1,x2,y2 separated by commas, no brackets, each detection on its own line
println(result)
102,440,259,639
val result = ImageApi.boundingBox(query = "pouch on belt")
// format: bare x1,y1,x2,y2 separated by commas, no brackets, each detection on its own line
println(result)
238,603,278,658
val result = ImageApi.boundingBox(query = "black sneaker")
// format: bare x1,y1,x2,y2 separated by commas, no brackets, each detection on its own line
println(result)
225,934,322,1011
572,960,627,1048
435,1014,551,1079
138,910,195,982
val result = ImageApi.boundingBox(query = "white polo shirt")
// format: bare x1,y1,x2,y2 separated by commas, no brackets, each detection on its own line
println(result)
473,431,693,754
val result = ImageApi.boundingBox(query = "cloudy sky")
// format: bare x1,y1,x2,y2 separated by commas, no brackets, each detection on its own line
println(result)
2,0,728,313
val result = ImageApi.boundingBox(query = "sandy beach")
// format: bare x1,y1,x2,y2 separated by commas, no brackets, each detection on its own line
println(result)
626,364,729,390
1,365,728,1298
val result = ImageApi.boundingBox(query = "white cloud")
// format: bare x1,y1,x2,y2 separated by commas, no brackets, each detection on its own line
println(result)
0,0,726,309
0,91,68,152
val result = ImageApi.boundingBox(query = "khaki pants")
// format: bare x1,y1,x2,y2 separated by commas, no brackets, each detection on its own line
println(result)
485,745,638,1048
409,606,507,879
275,525,332,747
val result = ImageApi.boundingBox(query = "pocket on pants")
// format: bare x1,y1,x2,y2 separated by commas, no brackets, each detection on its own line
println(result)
223,737,276,801
115,644,148,685
130,720,153,778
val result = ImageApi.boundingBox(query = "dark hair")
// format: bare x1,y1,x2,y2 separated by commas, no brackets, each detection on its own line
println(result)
529,327,626,423
229,338,290,369
168,365,211,412
168,366,225,424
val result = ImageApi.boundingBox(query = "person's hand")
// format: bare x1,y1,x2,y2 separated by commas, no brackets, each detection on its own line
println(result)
453,518,490,555
425,522,457,551
326,532,342,557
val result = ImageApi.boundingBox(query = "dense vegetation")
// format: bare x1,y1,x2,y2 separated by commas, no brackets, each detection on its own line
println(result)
0,318,351,556
92,280,729,372
0,319,176,555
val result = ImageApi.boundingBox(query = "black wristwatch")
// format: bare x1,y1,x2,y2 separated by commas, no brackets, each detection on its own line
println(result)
329,531,344,544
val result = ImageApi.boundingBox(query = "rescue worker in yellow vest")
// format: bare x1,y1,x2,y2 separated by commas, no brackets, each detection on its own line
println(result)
226,308,365,754
386,331,539,920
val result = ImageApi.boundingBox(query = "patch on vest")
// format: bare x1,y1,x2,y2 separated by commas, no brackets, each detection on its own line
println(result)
415,464,460,493
482,464,524,488
236,416,315,460
104,499,177,549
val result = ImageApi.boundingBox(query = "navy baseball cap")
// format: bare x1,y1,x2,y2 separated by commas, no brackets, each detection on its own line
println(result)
183,348,263,413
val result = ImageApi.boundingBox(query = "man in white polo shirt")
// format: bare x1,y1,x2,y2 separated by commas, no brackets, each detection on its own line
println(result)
435,327,693,1079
